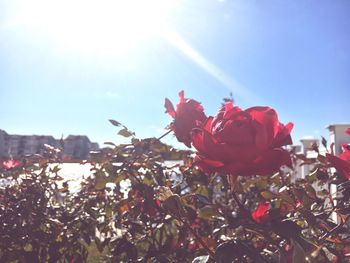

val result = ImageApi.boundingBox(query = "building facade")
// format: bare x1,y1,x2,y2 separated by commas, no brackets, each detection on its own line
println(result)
0,129,99,161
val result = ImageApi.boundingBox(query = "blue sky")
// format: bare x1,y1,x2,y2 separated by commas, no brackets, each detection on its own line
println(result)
0,0,349,148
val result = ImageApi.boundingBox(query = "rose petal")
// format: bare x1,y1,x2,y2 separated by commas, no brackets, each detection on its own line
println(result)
178,90,185,103
247,107,279,150
273,122,294,148
327,153,350,179
2,159,20,170
164,98,176,118
252,202,270,223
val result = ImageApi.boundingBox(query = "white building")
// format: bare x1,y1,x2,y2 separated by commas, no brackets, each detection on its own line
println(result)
292,124,350,180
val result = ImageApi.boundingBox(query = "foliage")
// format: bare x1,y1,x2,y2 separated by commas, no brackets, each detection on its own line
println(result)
1,94,350,262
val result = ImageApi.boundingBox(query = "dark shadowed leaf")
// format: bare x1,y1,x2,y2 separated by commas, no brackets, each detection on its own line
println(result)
195,194,212,206
104,141,116,146
215,240,268,263
109,119,122,127
291,239,307,263
321,136,327,148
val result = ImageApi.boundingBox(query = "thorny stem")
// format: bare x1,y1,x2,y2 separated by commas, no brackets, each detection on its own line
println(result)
157,129,172,140
319,214,350,243
230,179,287,252
180,218,215,259
231,188,252,220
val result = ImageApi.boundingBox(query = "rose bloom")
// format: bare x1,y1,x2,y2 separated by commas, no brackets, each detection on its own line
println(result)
2,159,20,170
165,91,207,147
326,143,350,179
192,102,293,176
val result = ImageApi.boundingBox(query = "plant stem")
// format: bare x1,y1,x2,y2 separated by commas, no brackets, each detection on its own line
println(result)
157,129,172,140
231,188,252,220
180,218,215,259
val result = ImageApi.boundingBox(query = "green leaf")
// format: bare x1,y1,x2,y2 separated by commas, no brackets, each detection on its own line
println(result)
106,205,113,218
50,165,61,173
260,191,275,200
95,172,108,190
196,186,210,198
118,128,134,137
24,243,33,252
198,205,217,220
114,173,126,184
278,189,294,204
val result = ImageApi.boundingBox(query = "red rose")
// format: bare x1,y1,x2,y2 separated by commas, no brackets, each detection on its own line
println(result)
192,102,293,176
252,202,270,223
346,128,350,136
165,91,207,147
2,159,20,170
326,144,350,179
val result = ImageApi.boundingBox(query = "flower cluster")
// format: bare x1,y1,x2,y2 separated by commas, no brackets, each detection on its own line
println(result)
165,91,294,177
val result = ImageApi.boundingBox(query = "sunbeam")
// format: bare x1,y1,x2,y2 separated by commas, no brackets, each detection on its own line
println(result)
161,27,263,104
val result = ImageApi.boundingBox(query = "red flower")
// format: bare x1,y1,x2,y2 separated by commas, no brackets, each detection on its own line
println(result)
252,202,270,223
2,159,20,170
326,144,350,179
346,128,350,136
192,102,293,176
165,91,207,147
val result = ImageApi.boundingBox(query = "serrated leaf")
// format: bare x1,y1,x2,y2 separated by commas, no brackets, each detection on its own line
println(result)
118,128,134,137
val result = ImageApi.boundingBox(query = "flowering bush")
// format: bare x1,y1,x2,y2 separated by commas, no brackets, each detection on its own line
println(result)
0,92,349,263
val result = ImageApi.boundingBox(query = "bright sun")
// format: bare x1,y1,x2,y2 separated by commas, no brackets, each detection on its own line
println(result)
13,0,177,57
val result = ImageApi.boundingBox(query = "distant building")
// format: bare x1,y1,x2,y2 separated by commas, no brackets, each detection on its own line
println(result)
327,124,350,155
291,124,350,180
0,129,99,161
284,124,349,224
62,135,99,160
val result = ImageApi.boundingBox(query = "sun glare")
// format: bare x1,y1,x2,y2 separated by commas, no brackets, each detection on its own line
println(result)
13,0,177,57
